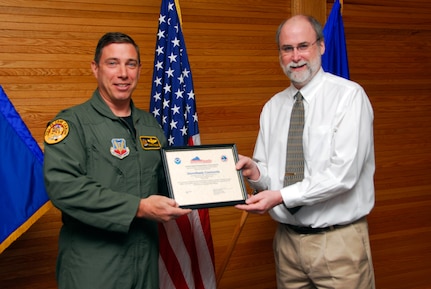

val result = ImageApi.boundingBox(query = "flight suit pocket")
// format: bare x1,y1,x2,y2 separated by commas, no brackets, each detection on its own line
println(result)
87,145,126,191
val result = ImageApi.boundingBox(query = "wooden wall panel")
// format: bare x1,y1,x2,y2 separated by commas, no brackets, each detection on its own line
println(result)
336,1,431,288
1,0,431,289
182,0,289,154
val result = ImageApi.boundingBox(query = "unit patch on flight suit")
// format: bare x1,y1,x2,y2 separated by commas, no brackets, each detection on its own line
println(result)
44,119,69,144
110,138,130,159
139,136,161,150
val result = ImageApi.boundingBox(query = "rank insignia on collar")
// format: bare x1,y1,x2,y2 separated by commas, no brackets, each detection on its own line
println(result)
139,136,161,150
44,119,69,144
110,138,130,159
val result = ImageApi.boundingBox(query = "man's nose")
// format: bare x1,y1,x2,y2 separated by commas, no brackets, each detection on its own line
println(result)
118,64,128,78
291,49,302,61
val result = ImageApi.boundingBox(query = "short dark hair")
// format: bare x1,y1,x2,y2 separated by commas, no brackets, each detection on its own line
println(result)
93,32,140,64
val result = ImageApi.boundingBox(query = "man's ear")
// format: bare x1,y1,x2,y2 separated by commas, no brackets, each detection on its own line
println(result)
319,40,325,56
90,61,98,78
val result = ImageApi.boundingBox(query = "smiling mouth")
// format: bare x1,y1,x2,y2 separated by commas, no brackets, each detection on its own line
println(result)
290,63,307,70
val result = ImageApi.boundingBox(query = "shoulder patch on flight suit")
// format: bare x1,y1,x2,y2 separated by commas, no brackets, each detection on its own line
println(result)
44,119,69,144
139,136,161,150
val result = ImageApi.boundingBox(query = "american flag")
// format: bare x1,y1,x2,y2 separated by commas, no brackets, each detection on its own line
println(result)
150,0,216,288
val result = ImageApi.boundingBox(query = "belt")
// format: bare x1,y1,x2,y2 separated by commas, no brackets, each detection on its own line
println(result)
284,222,352,235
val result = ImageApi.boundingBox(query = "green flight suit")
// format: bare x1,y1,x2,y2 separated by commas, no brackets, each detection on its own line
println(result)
44,90,167,289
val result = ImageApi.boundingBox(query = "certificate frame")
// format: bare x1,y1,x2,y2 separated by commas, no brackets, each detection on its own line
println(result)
161,144,248,209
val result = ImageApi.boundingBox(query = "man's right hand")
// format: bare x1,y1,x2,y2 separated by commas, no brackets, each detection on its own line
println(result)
136,195,192,222
236,154,260,181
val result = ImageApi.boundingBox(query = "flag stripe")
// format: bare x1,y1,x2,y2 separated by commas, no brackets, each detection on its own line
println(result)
159,256,176,289
178,214,204,288
158,223,191,288
198,209,215,261
190,211,216,285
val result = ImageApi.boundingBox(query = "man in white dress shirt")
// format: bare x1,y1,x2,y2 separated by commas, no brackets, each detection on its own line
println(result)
235,15,376,289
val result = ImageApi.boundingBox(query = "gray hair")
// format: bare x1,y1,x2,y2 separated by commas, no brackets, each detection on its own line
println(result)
275,15,324,47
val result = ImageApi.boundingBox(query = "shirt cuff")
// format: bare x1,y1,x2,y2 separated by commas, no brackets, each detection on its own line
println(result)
280,184,303,208
247,161,269,192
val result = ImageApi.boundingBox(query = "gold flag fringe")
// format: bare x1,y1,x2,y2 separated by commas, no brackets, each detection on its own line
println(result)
0,201,53,254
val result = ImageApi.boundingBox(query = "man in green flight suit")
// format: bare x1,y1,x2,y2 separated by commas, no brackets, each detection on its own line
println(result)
43,32,191,289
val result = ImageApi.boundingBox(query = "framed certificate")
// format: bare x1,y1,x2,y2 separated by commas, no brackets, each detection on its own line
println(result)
161,144,248,209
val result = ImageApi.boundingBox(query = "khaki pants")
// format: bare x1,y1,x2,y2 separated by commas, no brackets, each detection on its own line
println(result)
273,218,375,289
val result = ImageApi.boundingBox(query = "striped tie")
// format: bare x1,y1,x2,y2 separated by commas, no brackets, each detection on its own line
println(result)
284,91,304,214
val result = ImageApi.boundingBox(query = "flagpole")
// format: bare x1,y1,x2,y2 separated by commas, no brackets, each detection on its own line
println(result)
174,0,183,24
216,210,249,286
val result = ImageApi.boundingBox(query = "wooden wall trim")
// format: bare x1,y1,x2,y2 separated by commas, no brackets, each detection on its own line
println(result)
291,0,326,24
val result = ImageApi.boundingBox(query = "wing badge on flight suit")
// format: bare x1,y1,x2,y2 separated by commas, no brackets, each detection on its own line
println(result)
139,136,161,150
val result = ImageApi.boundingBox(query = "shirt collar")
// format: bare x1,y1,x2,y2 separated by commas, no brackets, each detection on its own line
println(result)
291,67,325,103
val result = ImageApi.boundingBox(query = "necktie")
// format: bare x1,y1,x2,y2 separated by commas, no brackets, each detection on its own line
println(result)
284,91,304,214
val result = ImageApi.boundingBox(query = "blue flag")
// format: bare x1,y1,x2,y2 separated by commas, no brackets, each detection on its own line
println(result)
0,85,51,253
149,1,216,288
322,0,350,79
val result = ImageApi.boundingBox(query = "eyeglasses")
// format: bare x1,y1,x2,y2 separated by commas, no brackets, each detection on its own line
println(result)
279,39,320,55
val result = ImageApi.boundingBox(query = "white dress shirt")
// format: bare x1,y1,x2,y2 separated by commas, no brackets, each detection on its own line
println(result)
251,68,375,227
